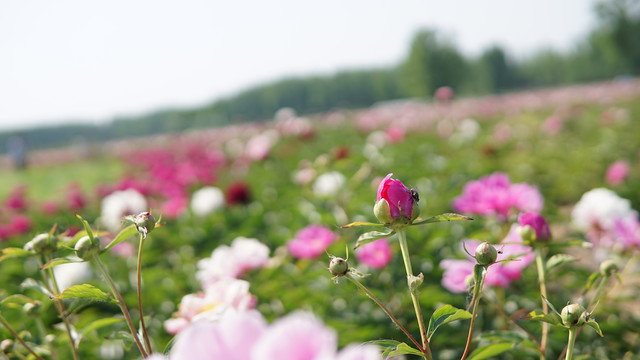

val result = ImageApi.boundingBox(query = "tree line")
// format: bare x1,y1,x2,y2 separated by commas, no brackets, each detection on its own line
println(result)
2,0,638,152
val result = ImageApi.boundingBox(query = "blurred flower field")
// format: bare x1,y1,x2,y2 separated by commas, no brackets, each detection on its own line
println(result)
1,80,640,359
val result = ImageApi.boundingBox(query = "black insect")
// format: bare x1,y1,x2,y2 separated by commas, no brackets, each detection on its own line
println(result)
410,187,420,202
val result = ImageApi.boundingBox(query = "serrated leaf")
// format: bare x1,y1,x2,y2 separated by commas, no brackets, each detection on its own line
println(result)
0,247,33,262
411,213,473,226
51,284,115,303
78,317,124,345
41,257,83,270
585,319,603,337
468,342,514,360
354,230,395,249
341,221,385,228
527,310,563,327
427,304,472,340
370,340,424,358
104,224,138,252
546,254,575,273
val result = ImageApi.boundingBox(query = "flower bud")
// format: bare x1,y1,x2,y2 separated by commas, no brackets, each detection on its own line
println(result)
23,302,41,318
600,260,618,276
517,225,536,244
475,242,497,266
24,233,58,255
517,212,550,244
134,212,156,238
1,339,13,353
561,303,586,327
373,198,393,224
329,257,349,277
75,235,100,261
375,173,418,226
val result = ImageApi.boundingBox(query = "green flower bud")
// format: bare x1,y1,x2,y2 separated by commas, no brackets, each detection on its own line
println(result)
374,198,393,225
517,225,536,244
1,339,13,353
475,242,497,266
23,302,41,318
75,235,100,261
561,303,586,327
600,260,618,276
134,212,156,238
329,257,349,277
24,233,58,255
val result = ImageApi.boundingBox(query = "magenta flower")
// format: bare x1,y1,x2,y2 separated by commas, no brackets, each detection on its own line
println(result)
453,172,543,219
606,161,630,186
440,225,534,293
375,173,418,224
518,212,551,241
287,225,338,259
355,238,393,268
613,215,640,249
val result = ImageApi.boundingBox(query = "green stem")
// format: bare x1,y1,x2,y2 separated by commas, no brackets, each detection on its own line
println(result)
0,313,45,360
397,229,432,360
43,259,80,360
460,267,486,360
565,327,578,360
93,256,148,358
36,317,58,360
345,273,424,354
587,275,608,313
136,234,152,354
535,247,549,356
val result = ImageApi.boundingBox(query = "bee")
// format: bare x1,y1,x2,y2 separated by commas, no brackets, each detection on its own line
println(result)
410,187,420,202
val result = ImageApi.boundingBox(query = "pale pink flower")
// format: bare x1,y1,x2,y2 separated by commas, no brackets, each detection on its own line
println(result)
613,214,640,249
287,225,338,259
170,310,266,360
434,86,455,103
606,161,630,186
251,312,337,360
453,172,543,220
355,238,393,268
385,126,405,143
541,115,564,135
245,133,276,161
196,237,270,288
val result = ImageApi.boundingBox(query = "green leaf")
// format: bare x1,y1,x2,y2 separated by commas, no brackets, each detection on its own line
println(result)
584,272,601,293
341,221,385,228
411,213,473,226
471,264,486,302
51,284,115,304
41,257,83,270
546,254,576,273
104,224,138,252
541,296,561,316
370,340,424,358
527,310,563,327
75,214,96,243
468,342,514,360
354,230,395,249
427,304,472,340
1,294,37,306
0,247,33,262
585,319,603,337
78,317,124,345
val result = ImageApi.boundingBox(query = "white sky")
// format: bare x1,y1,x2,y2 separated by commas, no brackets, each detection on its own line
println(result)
0,0,599,132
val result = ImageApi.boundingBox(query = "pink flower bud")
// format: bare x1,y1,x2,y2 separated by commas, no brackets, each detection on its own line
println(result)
517,212,551,242
375,173,418,225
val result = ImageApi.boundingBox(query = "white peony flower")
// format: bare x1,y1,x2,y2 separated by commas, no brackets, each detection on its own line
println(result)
312,171,346,197
100,189,147,232
53,261,92,291
196,237,270,288
571,188,636,231
191,187,225,216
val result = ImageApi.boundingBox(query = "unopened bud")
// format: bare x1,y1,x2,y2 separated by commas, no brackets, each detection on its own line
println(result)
329,257,349,277
74,235,100,261
518,225,536,244
1,339,13,353
475,242,497,266
23,302,41,317
24,233,58,255
373,199,393,225
134,212,156,238
600,260,618,276
561,303,586,327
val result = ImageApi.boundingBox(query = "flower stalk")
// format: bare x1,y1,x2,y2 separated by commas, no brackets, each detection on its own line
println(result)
136,233,152,354
535,247,549,355
460,265,486,360
0,313,45,360
565,327,578,360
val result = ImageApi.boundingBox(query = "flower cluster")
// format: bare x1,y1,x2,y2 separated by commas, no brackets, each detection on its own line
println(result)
452,172,543,219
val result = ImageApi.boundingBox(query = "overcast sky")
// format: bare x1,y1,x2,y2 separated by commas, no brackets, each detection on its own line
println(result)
0,0,599,132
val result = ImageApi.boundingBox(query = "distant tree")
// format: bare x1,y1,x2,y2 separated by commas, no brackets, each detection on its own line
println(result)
596,0,640,74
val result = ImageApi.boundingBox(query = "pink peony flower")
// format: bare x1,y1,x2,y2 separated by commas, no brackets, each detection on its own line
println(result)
385,126,405,143
518,212,551,241
613,215,640,249
5,185,27,211
606,161,630,186
66,182,86,211
453,172,543,220
226,182,252,205
355,238,393,268
440,226,534,293
434,86,455,103
196,237,270,288
376,173,417,223
9,214,31,235
287,225,338,259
